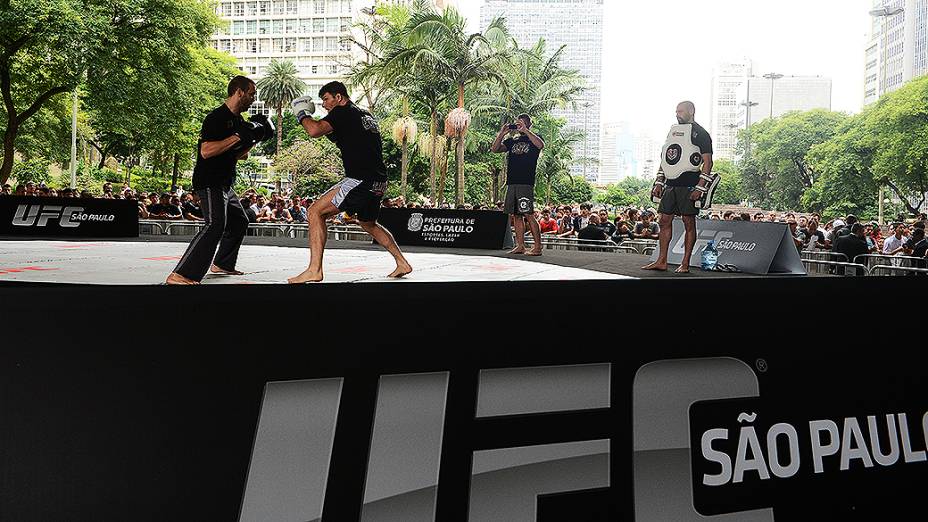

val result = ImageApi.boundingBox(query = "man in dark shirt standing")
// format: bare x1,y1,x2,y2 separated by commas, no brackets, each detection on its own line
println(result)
834,223,870,265
491,114,545,256
166,76,256,285
643,101,713,274
287,81,412,283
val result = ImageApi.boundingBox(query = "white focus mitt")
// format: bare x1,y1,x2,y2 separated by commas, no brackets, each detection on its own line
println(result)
291,96,316,123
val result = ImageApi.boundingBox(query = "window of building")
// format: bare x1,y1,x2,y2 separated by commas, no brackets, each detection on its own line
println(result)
300,19,311,32
273,38,284,52
302,39,313,52
312,36,323,51
246,1,257,16
272,19,283,34
315,0,325,14
325,37,337,51
232,20,244,35
328,64,338,74
313,18,324,32
285,38,297,52
245,38,257,53
339,38,350,52
312,65,319,75
246,20,256,35
286,19,296,33
272,0,284,15
326,17,339,33
286,0,298,14
258,1,269,14
233,1,244,16
340,17,351,32
259,20,270,34
220,2,232,16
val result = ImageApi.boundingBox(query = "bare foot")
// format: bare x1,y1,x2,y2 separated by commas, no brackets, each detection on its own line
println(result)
641,261,668,271
525,249,543,257
675,265,691,274
508,247,526,255
210,264,245,276
288,269,324,284
388,262,413,278
165,272,200,285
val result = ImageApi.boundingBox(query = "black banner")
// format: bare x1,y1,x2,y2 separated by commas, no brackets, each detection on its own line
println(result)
0,196,138,237
378,208,510,249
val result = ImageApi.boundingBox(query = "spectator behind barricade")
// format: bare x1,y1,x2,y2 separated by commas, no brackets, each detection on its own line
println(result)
753,212,765,222
834,223,869,263
1,183,11,195
767,212,778,222
557,209,575,237
573,203,592,232
271,199,293,223
250,195,266,215
739,212,751,222
787,219,804,250
240,196,257,223
801,218,826,251
723,210,734,221
633,212,659,239
863,223,878,253
289,197,307,223
906,228,927,266
102,182,113,199
882,223,908,255
538,209,559,234
148,193,183,220
828,215,857,250
577,213,608,243
598,210,616,236
80,189,94,198
137,194,150,219
182,192,204,221
903,224,926,257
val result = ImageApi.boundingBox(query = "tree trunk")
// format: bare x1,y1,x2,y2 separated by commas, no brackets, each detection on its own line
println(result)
491,166,499,203
437,138,451,205
276,106,283,160
455,135,465,206
400,136,409,199
0,122,17,185
884,178,923,216
170,153,180,192
429,111,438,205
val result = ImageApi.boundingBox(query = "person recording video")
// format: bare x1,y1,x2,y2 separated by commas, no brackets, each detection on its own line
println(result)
491,114,545,256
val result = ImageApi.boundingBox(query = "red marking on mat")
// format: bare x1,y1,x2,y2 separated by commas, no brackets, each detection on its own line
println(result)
478,263,515,272
142,256,183,261
0,266,60,275
55,243,106,249
330,266,370,274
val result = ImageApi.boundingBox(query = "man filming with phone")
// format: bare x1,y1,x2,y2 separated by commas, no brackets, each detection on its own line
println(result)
491,114,545,255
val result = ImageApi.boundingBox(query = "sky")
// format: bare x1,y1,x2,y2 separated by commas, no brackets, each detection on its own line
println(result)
458,0,874,141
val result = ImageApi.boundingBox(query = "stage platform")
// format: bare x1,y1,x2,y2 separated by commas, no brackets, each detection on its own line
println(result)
0,236,773,285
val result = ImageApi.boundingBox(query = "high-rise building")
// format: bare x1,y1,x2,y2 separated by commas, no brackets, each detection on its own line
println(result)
710,61,832,160
600,122,635,184
864,0,928,105
709,60,752,161
480,0,604,183
634,134,660,180
745,75,832,126
210,0,359,116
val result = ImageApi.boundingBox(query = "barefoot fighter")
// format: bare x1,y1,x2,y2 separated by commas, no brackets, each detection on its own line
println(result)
490,114,545,256
287,82,412,283
166,76,273,285
642,101,717,274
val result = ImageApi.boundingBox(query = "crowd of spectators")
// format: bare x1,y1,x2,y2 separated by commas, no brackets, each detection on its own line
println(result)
4,180,927,264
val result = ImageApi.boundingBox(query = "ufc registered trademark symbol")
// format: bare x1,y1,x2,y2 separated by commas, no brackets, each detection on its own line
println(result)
755,359,768,373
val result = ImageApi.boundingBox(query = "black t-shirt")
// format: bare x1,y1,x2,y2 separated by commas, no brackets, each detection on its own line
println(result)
322,102,387,181
193,104,243,189
835,233,869,263
577,225,608,241
504,133,542,186
667,122,713,187
182,201,203,218
598,221,617,236
912,238,928,259
149,203,182,217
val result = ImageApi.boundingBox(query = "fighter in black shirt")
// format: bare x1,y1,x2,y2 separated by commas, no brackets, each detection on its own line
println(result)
166,76,256,285
287,81,412,283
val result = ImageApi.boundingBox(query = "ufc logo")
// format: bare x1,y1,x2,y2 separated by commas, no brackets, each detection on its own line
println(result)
672,229,733,255
11,204,84,228
239,364,611,522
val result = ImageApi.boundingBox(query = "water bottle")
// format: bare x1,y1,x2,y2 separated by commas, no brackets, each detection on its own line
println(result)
701,240,719,271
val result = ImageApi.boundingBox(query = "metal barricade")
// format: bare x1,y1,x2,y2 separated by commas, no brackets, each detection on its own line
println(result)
801,259,868,277
800,251,848,263
869,265,928,277
526,237,621,253
165,222,205,236
642,247,656,256
138,221,166,235
621,239,659,255
854,254,927,271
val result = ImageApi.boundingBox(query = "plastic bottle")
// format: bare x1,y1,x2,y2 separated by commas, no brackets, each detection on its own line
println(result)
701,240,719,271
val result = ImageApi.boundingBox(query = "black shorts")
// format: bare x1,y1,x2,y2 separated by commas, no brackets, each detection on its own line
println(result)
504,184,535,215
658,186,699,216
330,177,386,222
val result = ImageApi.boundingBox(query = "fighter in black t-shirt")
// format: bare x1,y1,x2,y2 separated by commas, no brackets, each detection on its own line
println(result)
643,101,714,274
166,76,257,285
491,114,545,256
286,81,412,283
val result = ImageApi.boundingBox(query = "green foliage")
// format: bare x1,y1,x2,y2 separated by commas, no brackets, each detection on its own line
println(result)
739,109,848,210
596,184,637,209
275,138,344,197
0,0,223,183
11,157,52,185
711,159,744,205
548,175,593,205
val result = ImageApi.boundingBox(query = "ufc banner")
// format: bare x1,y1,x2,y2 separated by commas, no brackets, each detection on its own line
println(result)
649,218,806,275
0,196,138,237
379,208,512,250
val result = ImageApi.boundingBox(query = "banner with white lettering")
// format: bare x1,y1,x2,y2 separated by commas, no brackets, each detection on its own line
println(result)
0,196,139,237
379,208,511,249
649,219,806,275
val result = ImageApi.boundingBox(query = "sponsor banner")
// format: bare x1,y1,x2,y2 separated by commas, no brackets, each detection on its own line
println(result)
649,218,806,275
0,196,138,237
379,208,511,249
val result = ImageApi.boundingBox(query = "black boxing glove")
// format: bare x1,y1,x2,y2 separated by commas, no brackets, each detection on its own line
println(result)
232,120,258,152
250,114,276,143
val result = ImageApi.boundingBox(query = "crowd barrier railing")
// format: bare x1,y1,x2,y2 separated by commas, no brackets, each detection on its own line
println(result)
800,251,849,263
619,239,660,255
524,236,624,253
801,259,869,277
139,220,371,241
853,254,927,271
869,265,928,277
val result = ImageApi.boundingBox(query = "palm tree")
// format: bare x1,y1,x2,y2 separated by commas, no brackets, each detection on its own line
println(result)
256,59,307,165
537,129,582,206
392,98,418,198
383,5,510,205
